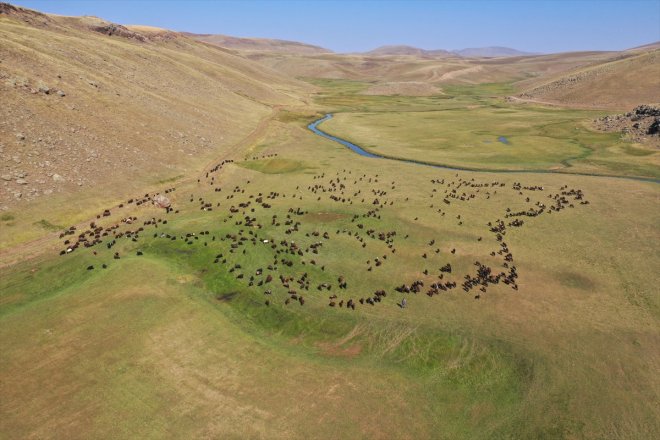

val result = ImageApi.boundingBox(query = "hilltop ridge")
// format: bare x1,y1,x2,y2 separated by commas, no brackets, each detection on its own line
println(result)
186,33,333,54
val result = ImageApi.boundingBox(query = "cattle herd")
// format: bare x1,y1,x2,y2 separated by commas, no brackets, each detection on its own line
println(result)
58,155,589,311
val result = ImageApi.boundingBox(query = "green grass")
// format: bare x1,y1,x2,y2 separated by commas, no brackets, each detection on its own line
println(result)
306,78,457,113
239,158,310,174
622,145,656,156
154,174,185,185
1,78,659,439
442,82,517,96
311,80,659,179
34,219,64,232
0,235,530,439
274,109,325,125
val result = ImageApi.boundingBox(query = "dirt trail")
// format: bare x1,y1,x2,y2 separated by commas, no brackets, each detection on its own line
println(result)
0,105,283,270
436,65,483,81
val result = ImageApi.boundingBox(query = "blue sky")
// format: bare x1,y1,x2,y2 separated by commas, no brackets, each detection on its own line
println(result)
12,0,660,53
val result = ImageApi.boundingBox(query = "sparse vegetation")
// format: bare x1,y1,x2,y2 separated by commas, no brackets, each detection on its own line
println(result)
34,219,63,232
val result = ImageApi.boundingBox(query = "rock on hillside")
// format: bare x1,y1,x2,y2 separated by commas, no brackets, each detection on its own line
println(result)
73,16,147,41
0,1,53,27
593,104,660,145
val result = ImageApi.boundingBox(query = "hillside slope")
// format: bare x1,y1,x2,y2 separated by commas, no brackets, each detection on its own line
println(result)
0,3,312,211
517,49,660,109
246,50,619,89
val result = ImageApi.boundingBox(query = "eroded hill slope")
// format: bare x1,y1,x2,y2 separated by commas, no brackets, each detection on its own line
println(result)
0,3,312,210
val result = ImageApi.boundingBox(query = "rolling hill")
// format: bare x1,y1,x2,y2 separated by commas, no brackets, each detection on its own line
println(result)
364,45,453,57
244,49,620,89
452,46,536,57
363,45,533,58
516,48,660,109
0,3,312,213
186,33,332,54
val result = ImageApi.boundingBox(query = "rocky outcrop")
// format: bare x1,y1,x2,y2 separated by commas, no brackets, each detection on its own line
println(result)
594,104,660,145
648,119,660,135
90,22,146,42
631,105,660,118
152,194,171,208
0,2,53,27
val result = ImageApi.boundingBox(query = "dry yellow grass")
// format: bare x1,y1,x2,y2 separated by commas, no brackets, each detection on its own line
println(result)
517,49,660,110
0,5,313,214
248,47,659,110
247,50,614,86
189,32,332,54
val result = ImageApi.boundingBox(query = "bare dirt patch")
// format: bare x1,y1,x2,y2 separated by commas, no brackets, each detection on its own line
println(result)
317,341,363,358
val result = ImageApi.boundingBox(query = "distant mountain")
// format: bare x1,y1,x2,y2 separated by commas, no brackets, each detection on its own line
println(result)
363,45,533,58
364,45,453,57
452,47,536,58
186,33,332,54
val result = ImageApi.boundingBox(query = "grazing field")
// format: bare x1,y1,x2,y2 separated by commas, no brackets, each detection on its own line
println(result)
1,83,659,438
317,80,660,179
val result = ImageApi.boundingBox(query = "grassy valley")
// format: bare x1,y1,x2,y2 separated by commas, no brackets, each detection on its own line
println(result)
1,3,659,439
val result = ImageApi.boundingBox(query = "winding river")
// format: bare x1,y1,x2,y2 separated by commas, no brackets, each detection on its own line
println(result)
308,114,659,184
308,114,381,159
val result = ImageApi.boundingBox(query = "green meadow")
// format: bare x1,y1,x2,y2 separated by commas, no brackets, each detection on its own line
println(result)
317,79,660,179
1,80,659,440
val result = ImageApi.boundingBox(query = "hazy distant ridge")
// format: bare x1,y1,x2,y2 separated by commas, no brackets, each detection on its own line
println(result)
364,45,453,57
364,44,534,57
452,46,536,57
185,35,532,58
